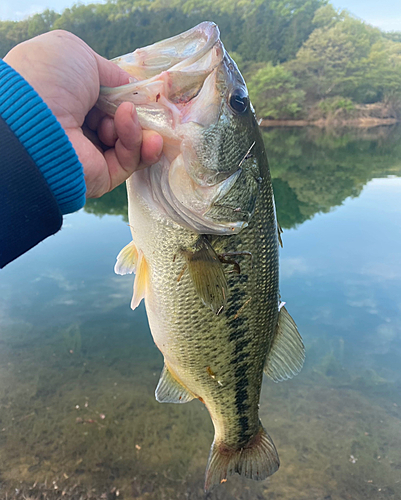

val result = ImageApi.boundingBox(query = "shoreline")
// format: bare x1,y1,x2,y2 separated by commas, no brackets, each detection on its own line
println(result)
260,117,399,128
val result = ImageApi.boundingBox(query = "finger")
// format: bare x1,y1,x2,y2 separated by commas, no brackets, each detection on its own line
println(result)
102,102,163,192
65,127,110,198
140,130,164,167
102,102,143,190
97,115,118,147
86,107,105,131
82,123,104,153
114,102,143,169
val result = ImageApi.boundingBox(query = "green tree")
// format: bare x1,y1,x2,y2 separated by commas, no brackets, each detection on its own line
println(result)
312,3,344,29
247,63,305,119
291,16,382,102
0,10,59,57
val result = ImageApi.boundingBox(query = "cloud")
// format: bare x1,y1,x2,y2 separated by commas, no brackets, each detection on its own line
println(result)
280,257,309,278
34,270,80,291
0,0,107,21
361,262,401,281
0,3,45,21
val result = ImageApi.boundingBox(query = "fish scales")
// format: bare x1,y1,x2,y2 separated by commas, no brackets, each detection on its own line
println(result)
127,152,280,471
100,22,304,491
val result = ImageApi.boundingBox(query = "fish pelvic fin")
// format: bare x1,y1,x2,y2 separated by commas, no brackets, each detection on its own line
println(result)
264,305,305,382
155,363,195,404
204,422,279,491
115,241,138,275
182,236,227,314
131,250,149,310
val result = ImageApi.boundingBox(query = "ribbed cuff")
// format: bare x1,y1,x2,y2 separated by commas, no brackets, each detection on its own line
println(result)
0,59,86,215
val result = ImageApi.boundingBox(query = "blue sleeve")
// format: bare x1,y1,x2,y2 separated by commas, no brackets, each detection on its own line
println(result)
0,59,87,268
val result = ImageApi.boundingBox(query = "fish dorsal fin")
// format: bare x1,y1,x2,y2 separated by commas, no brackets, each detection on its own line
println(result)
182,237,227,314
130,250,149,310
155,364,195,404
277,221,283,248
264,306,305,382
115,241,138,275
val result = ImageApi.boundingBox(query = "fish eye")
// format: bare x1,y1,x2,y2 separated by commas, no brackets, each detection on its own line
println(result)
229,91,249,114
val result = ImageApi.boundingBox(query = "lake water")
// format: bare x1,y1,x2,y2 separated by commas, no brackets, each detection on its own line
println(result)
0,126,400,500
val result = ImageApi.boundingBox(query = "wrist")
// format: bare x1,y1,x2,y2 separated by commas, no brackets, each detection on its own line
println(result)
0,59,86,215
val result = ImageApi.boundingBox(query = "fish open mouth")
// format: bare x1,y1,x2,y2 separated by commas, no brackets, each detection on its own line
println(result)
98,22,260,235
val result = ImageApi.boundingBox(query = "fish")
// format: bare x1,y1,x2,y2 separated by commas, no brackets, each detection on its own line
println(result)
97,22,305,490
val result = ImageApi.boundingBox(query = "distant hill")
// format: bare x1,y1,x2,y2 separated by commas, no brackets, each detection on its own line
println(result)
1,0,401,120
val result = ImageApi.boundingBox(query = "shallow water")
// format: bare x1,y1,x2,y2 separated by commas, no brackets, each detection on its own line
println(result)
1,126,401,500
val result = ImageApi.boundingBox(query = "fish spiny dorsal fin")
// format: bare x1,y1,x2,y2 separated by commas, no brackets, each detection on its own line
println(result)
277,221,283,248
204,422,279,491
115,241,138,275
155,363,195,403
264,305,305,382
130,250,149,310
182,236,227,314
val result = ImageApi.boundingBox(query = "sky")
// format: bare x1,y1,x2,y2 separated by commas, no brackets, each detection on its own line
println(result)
0,0,401,32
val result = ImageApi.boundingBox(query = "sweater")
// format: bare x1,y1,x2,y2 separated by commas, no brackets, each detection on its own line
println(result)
0,59,86,268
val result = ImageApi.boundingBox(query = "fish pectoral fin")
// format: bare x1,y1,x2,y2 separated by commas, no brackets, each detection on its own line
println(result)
264,305,305,382
131,251,149,310
115,241,138,275
155,364,195,404
182,237,228,314
115,242,148,310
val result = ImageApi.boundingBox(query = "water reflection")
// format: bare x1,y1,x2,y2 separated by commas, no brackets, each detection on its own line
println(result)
85,125,401,229
0,126,400,499
266,126,401,228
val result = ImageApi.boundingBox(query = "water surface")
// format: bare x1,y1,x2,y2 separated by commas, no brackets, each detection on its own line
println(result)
1,126,400,500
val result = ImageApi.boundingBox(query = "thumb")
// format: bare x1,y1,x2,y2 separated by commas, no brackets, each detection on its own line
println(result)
94,53,131,88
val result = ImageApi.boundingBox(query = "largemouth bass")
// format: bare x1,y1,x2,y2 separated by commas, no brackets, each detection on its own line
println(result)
98,22,304,490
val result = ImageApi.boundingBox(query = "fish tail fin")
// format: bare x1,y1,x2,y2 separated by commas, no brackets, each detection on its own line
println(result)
204,422,279,491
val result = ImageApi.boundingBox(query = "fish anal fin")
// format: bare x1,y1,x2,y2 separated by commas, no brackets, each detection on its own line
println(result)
182,237,228,314
264,305,305,382
131,251,149,310
115,241,138,275
155,364,195,404
205,422,279,491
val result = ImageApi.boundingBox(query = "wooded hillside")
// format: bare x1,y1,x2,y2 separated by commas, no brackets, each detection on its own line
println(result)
1,0,401,120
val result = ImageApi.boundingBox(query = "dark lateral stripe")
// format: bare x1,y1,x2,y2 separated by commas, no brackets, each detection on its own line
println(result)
235,383,249,412
234,316,246,327
231,351,250,365
234,361,251,439
238,415,250,436
227,285,252,440
226,301,246,317
235,381,250,437
233,338,248,353
235,363,249,379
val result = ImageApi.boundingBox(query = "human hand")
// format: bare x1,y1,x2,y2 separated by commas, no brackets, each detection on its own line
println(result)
4,30,163,198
